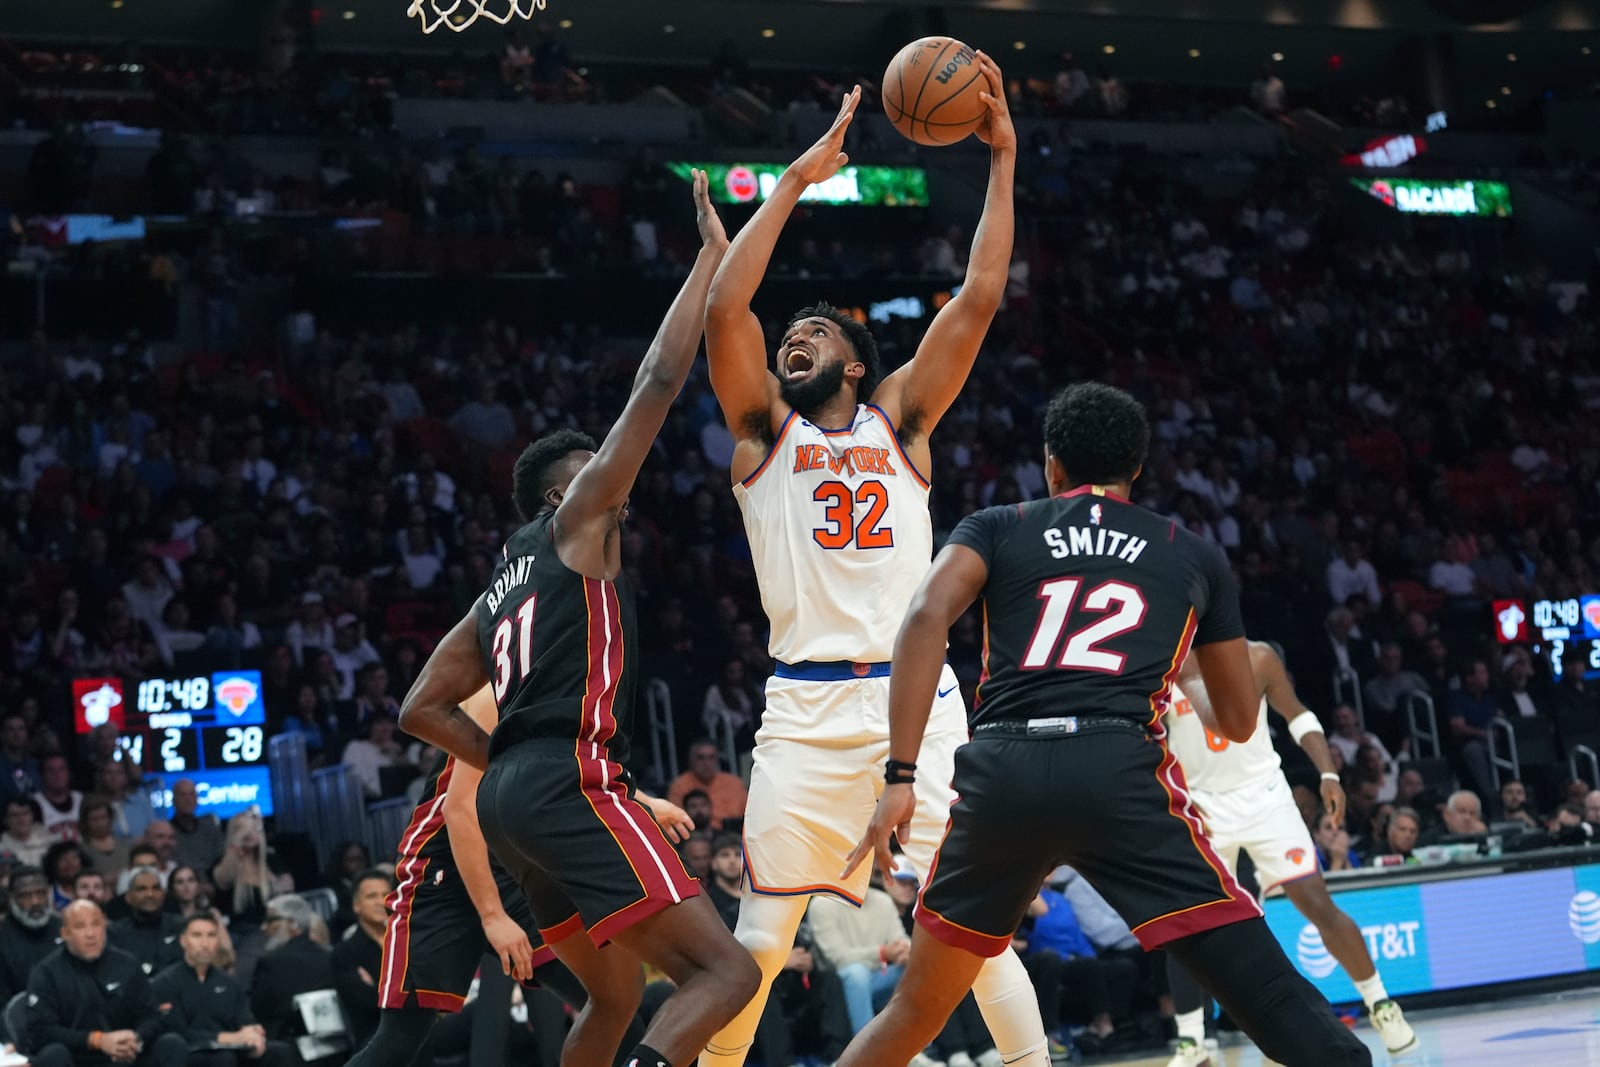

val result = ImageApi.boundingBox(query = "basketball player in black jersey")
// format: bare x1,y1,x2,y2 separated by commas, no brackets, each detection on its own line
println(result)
399,170,760,1067
345,687,690,1067
835,383,1372,1067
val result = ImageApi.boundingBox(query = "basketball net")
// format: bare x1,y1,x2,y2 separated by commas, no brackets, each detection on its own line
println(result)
407,0,545,34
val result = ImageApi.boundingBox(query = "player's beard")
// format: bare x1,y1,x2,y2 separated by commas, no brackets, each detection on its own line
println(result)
778,359,846,417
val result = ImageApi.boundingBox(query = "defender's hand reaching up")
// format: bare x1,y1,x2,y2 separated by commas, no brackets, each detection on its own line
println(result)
787,85,861,186
690,168,728,250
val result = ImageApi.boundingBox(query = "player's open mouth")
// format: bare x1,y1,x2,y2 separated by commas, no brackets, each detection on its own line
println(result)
784,347,815,377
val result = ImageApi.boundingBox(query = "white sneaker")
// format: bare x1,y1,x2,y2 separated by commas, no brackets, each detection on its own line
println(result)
975,1051,1004,1067
1165,1037,1212,1067
946,1054,977,1067
908,1055,946,1067
1370,999,1418,1054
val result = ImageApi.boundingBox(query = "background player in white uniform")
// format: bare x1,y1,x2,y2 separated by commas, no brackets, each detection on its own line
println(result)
699,58,1049,1067
1161,640,1416,1066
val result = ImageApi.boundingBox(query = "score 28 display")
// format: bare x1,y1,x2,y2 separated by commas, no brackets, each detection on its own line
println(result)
72,670,273,818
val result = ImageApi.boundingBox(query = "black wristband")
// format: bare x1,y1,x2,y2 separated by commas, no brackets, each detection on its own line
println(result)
885,759,917,785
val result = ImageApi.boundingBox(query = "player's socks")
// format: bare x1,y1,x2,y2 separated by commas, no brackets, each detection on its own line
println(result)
625,1043,672,1067
1174,1008,1207,1046
1352,972,1388,1010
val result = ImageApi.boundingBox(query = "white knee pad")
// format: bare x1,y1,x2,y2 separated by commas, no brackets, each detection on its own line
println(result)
972,947,1051,1067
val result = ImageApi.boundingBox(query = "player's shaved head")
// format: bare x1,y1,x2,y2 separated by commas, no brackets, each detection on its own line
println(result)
1043,382,1149,489
512,429,599,520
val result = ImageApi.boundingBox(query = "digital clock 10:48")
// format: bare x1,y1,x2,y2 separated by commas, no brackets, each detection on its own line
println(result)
137,677,212,713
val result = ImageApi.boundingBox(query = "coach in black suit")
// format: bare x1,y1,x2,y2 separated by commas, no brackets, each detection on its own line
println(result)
248,894,335,1043
154,912,295,1067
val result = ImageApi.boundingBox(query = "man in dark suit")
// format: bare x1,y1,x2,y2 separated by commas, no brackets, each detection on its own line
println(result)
0,865,61,1003
24,900,188,1067
331,868,393,1049
154,913,295,1067
109,866,185,976
248,894,335,1043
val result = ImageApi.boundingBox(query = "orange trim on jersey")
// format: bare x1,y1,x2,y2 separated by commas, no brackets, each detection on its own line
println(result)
739,827,866,905
916,903,1013,957
866,404,931,489
738,409,800,488
538,912,585,945
414,988,469,1012
1145,608,1199,729
379,758,456,1010
973,602,991,709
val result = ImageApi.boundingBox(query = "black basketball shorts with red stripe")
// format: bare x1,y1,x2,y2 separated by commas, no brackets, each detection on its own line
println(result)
477,738,700,948
916,728,1262,957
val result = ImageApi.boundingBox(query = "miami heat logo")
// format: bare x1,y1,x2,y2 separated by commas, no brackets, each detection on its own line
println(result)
80,684,122,728
1089,503,1103,526
1286,848,1307,866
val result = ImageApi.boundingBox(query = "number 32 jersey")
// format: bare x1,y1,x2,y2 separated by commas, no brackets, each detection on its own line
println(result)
733,404,932,665
948,487,1244,728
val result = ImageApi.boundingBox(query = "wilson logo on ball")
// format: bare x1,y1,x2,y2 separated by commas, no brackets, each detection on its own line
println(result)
934,47,976,85
215,678,260,715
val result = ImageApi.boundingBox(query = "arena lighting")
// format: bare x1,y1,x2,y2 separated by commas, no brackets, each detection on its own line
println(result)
1350,177,1512,217
666,162,928,207
1341,133,1426,168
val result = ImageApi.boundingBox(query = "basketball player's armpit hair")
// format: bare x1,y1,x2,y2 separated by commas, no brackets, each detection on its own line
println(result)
737,410,773,448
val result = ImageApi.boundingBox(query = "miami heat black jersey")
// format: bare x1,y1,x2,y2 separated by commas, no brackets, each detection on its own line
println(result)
475,512,638,763
947,486,1243,727
392,748,458,876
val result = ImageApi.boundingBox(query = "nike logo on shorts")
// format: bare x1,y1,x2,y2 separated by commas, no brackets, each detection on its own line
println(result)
937,683,958,698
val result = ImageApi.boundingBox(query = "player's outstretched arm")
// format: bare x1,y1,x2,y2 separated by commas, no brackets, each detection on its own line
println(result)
398,609,493,770
443,686,534,981
705,87,861,457
556,169,727,537
1256,642,1345,823
875,51,1015,441
843,542,988,883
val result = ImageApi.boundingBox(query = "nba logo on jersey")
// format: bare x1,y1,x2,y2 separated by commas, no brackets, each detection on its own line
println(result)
1090,503,1103,526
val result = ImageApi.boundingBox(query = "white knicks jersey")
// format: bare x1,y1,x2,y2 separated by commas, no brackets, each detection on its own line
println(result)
733,404,932,664
1163,682,1282,793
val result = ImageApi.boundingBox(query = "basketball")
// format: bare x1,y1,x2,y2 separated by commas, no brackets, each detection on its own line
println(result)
881,36,989,146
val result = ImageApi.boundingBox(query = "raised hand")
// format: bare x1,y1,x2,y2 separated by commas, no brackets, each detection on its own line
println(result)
972,51,1016,153
787,85,862,185
690,168,728,249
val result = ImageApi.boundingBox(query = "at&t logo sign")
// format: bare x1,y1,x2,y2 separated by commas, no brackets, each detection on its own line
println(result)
1296,926,1337,978
1568,891,1600,944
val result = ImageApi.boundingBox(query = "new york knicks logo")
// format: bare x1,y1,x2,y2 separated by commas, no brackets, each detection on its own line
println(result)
1296,925,1338,978
1285,847,1307,867
215,677,259,715
1569,891,1600,944
1089,503,1103,526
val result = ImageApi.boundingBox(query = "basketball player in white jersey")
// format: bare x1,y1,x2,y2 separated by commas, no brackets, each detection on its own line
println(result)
1162,641,1416,1065
698,57,1048,1067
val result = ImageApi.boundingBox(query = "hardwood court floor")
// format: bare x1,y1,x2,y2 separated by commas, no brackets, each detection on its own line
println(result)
1101,990,1600,1066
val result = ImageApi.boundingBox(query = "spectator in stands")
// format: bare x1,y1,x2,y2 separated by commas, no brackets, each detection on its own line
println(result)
122,555,176,635
78,794,131,876
448,379,516,450
74,870,109,906
2,795,51,865
1497,779,1540,829
0,865,62,1004
681,790,714,833
1315,811,1360,871
1583,791,1600,827
213,807,292,958
1250,63,1286,114
680,833,712,883
1016,878,1134,1055
165,865,234,964
115,844,164,902
331,867,394,1049
1376,807,1421,860
1432,790,1488,839
351,664,400,728
1395,767,1426,810
667,738,747,830
25,899,187,1067
1327,704,1392,767
1363,643,1429,745
1326,541,1382,610
143,819,180,882
501,29,535,91
807,878,913,1039
0,712,41,801
324,841,371,922
286,593,334,668
170,778,225,876
1497,651,1545,720
97,758,155,842
341,710,417,800
1310,606,1376,688
1428,541,1481,602
1448,659,1501,800
1550,648,1598,720
154,912,295,1067
42,842,89,911
250,893,334,1044
702,659,756,747
109,865,185,976
329,615,382,700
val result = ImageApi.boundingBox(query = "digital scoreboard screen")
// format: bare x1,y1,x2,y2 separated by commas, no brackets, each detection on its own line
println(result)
71,671,273,819
667,161,929,207
1494,596,1600,681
